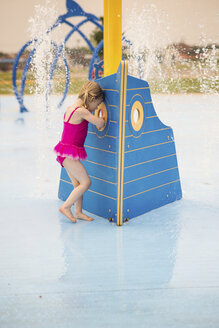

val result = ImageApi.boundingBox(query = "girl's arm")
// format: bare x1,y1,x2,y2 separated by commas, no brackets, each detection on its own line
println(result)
79,107,105,130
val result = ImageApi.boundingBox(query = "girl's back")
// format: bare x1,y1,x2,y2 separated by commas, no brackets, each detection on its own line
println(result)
64,105,84,125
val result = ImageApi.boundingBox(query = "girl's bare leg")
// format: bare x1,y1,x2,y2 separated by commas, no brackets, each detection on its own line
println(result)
64,167,93,221
59,158,93,222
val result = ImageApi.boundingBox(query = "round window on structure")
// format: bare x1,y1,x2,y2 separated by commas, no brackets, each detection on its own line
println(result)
133,108,139,124
94,102,107,131
131,101,144,131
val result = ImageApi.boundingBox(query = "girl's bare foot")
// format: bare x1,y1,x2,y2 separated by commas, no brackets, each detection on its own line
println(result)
59,205,77,223
75,211,94,221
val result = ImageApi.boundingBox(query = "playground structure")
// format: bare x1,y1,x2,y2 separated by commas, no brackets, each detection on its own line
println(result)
12,0,104,113
58,0,182,225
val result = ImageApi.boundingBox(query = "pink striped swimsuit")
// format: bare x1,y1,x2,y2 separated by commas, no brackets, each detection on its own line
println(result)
53,106,88,167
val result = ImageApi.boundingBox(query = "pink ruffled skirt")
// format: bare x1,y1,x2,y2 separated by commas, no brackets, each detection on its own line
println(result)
53,141,87,167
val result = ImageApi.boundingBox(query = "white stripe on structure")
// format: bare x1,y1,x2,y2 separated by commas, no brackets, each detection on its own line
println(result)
124,179,180,200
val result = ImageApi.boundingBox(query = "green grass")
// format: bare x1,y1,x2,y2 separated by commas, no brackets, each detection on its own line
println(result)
0,69,218,95
148,78,219,94
0,69,88,95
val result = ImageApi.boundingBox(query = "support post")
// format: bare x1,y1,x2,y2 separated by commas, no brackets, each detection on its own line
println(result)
104,0,122,76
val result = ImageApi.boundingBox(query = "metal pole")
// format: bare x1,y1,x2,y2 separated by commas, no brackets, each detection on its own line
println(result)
104,0,122,76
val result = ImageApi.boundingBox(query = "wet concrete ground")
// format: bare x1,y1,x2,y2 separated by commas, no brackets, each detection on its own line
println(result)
0,94,219,327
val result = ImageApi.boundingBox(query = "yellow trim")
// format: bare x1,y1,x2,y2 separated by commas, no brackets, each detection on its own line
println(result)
120,61,128,225
125,127,171,138
124,179,180,200
88,131,117,139
60,181,116,200
89,175,117,185
131,100,144,131
110,120,117,123
117,61,128,226
60,178,73,185
108,104,118,108
87,189,116,200
126,87,150,90
147,115,157,119
142,127,171,135
117,62,124,226
125,153,176,169
125,141,174,153
145,101,152,104
86,159,116,169
102,88,119,93
85,145,116,154
124,167,178,184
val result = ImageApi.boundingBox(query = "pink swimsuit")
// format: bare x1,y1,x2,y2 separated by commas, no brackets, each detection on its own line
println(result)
53,106,89,167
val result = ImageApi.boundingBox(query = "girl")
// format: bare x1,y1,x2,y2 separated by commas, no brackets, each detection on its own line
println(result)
53,80,105,223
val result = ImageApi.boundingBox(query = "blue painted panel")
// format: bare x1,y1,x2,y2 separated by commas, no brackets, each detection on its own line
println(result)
126,89,152,105
86,132,117,153
123,168,180,199
85,146,117,166
84,161,117,182
58,179,73,201
123,180,182,220
89,176,117,199
90,122,118,138
126,74,149,89
124,154,179,182
144,102,158,117
124,128,174,151
124,142,176,167
83,189,116,219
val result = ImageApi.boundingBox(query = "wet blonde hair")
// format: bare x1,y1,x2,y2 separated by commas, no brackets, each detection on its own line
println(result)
78,80,104,109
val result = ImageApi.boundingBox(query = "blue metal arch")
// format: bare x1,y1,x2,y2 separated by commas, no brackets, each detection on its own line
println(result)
12,0,103,113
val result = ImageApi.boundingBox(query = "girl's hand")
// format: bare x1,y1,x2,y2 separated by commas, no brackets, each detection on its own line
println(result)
96,117,105,130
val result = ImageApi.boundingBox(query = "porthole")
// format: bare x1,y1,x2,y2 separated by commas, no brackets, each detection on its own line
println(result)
128,95,146,137
92,101,110,138
94,102,107,131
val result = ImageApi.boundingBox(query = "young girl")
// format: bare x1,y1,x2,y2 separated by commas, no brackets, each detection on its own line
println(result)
53,80,105,223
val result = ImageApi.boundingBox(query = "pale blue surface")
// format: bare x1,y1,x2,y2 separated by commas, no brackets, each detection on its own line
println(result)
0,94,219,328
